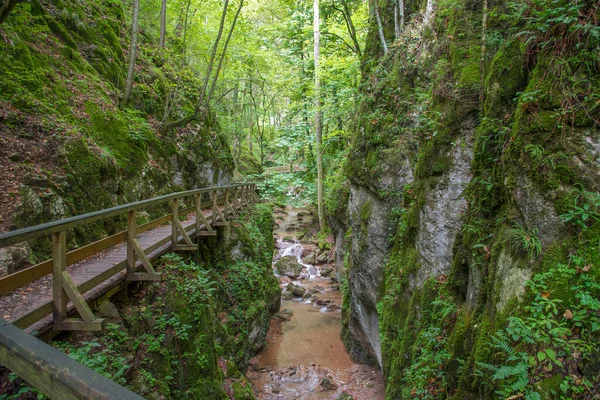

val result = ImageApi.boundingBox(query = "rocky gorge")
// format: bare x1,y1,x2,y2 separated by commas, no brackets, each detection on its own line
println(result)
326,0,600,398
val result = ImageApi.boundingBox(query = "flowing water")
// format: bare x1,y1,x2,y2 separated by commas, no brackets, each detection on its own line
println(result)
247,206,384,400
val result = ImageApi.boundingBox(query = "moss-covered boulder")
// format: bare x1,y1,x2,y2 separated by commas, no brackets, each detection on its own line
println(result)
275,256,303,279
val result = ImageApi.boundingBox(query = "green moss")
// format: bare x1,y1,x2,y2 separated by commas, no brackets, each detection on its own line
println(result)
231,381,255,400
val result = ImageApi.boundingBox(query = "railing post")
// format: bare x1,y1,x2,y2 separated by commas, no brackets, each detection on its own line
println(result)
233,186,242,211
127,211,136,277
52,231,105,331
172,198,179,247
52,231,67,326
127,210,161,282
195,194,201,234
212,190,218,225
240,186,246,208
224,188,237,219
195,193,216,237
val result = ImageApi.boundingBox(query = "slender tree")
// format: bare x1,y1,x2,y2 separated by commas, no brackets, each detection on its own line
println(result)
197,0,229,113
206,0,244,104
314,0,325,230
121,0,141,107
159,0,167,48
374,1,388,54
394,0,404,39
480,0,488,113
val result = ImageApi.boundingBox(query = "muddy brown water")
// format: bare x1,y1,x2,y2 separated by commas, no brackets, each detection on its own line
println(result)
247,207,384,400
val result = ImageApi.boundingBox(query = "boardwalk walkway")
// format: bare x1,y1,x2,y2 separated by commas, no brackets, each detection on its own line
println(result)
0,184,257,336
0,212,201,334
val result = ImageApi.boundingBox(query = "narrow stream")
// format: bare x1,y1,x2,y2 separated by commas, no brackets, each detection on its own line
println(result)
247,206,384,399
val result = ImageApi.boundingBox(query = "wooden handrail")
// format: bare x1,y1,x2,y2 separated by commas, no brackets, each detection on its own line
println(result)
0,318,144,399
0,183,257,331
0,183,250,248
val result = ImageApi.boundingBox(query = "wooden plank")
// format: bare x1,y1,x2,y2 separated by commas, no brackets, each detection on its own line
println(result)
173,245,198,251
52,232,67,326
127,273,161,282
196,231,217,237
175,220,194,245
54,319,105,332
0,319,142,399
60,272,96,323
131,239,156,275
0,184,249,247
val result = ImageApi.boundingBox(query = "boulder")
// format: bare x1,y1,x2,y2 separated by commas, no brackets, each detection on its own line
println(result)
320,267,334,277
303,252,316,265
316,251,329,265
286,283,307,297
320,376,338,391
0,242,32,276
275,256,303,279
274,309,294,321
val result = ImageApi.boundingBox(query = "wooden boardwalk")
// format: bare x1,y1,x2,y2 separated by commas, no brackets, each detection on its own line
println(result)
0,184,258,335
0,212,201,334
0,184,259,400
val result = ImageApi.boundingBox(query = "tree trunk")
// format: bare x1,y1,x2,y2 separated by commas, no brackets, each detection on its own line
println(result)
206,0,244,104
197,0,229,113
159,0,167,48
394,0,404,38
121,0,141,107
374,1,388,54
0,0,17,24
480,0,488,114
314,0,325,230
423,0,435,27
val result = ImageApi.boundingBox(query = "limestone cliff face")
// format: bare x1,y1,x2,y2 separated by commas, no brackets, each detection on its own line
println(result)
336,0,600,397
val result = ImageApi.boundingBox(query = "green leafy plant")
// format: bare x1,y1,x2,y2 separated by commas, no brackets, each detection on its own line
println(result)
560,185,600,231
507,224,542,261
0,374,44,400
477,257,600,399
53,340,129,385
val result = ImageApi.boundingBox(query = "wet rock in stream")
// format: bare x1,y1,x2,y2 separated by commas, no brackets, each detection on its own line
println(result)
275,256,303,279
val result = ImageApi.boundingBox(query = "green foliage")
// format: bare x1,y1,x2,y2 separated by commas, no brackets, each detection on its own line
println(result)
0,374,44,400
53,339,129,385
560,185,600,231
507,224,542,261
476,256,600,399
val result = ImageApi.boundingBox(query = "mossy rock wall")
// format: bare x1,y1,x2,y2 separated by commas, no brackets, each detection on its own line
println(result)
336,0,600,398
0,0,234,264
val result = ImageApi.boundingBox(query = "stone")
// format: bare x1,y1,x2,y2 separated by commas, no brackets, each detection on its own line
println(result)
320,267,334,277
97,299,121,320
274,309,293,321
275,256,303,279
319,376,338,391
282,291,294,300
286,283,307,297
413,135,473,289
0,242,32,275
303,252,316,265
316,252,329,265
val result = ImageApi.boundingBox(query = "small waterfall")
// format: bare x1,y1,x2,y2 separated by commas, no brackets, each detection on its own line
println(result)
275,238,319,279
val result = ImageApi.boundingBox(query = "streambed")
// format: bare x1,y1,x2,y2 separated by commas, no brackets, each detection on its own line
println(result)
247,206,384,399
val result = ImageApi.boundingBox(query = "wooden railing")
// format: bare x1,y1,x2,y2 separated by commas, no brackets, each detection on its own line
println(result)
0,183,259,399
1,318,144,399
0,183,259,331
